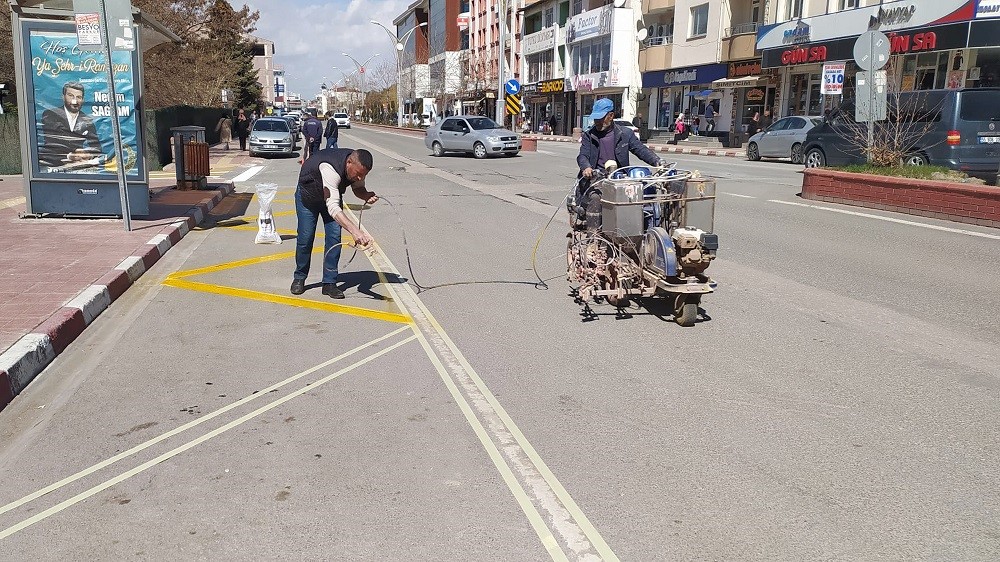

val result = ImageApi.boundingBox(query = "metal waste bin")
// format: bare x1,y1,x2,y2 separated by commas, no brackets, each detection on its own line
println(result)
171,126,210,190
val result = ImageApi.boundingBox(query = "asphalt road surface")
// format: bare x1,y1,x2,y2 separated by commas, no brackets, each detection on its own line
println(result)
1,125,998,561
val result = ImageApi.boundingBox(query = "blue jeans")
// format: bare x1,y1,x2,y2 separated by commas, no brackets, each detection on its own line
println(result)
326,138,338,149
294,188,342,284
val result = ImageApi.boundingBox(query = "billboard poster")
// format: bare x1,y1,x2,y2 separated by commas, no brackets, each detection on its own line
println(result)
23,23,142,178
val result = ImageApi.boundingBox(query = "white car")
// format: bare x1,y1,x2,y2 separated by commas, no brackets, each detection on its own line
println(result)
333,112,351,129
746,115,823,164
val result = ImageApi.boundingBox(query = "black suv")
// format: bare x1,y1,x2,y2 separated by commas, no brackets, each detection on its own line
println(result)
802,88,1000,180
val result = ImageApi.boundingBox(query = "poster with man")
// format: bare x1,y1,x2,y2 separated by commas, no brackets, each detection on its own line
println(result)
27,27,140,176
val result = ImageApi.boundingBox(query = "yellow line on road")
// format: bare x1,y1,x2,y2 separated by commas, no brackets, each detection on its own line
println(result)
0,327,411,519
162,278,411,324
0,333,419,540
169,249,301,279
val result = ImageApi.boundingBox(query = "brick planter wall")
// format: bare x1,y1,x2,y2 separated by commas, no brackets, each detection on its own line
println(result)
801,169,1000,228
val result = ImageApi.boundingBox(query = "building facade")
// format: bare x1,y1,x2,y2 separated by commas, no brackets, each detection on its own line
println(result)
250,36,276,108
466,0,522,121
521,0,571,134
397,0,432,119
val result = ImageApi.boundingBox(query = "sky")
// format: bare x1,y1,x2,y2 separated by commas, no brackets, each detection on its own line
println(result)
239,0,410,99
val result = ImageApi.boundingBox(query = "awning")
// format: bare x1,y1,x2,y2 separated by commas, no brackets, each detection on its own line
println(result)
711,76,764,89
685,89,717,97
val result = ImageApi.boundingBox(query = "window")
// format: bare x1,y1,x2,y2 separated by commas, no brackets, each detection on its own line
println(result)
690,4,709,38
441,119,457,132
543,7,554,28
572,0,583,16
752,0,761,23
787,0,803,20
840,0,858,9
572,36,611,75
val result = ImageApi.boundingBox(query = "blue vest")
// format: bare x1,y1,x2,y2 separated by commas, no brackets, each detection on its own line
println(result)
297,148,353,207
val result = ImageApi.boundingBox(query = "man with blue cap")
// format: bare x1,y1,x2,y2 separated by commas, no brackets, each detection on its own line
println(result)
577,98,662,180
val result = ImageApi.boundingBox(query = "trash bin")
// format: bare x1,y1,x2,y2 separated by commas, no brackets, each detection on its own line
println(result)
171,126,210,190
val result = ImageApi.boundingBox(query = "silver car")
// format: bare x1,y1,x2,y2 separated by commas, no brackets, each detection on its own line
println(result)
746,115,823,164
248,117,295,157
425,116,521,158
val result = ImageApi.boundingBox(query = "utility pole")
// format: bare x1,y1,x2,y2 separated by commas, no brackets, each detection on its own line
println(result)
372,20,427,127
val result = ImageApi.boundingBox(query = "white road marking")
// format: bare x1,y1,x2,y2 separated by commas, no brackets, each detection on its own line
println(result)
723,192,756,199
0,333,417,540
357,212,618,561
769,199,1000,240
0,327,410,521
537,149,558,155
231,165,264,183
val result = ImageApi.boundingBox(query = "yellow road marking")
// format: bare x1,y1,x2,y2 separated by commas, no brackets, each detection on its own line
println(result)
0,327,411,519
169,249,303,279
162,278,410,324
0,334,419,540
0,196,26,210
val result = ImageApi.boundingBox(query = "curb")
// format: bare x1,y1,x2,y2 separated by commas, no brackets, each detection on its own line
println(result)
0,182,235,411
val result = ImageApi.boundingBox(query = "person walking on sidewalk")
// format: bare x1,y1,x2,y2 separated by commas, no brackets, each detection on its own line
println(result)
234,109,251,151
324,115,339,150
302,113,323,159
291,148,378,299
704,101,716,133
215,112,232,150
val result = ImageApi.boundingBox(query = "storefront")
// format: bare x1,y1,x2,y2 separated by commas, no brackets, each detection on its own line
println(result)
710,59,778,143
641,63,728,132
757,0,979,118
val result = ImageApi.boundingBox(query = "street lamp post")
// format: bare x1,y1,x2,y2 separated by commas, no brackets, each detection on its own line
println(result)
343,52,381,123
371,20,428,127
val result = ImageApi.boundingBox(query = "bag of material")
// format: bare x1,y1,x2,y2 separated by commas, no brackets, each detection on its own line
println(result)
254,183,281,244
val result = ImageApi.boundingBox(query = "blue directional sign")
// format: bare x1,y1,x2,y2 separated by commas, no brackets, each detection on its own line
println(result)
504,79,521,95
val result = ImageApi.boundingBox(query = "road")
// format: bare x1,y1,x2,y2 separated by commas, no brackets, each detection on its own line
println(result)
0,125,998,560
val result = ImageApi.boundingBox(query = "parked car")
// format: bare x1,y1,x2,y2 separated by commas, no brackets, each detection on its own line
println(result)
282,116,300,141
746,115,823,164
802,88,1000,180
614,119,640,137
248,117,295,157
424,116,521,158
333,112,351,129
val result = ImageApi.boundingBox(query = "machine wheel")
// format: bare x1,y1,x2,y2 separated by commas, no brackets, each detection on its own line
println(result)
473,142,488,159
804,147,826,168
432,142,444,157
791,143,804,165
903,152,928,166
747,142,760,161
673,294,699,327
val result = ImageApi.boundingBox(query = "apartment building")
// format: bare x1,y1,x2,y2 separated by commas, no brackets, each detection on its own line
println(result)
759,0,996,121
520,0,571,134
396,0,431,118
467,0,522,121
250,36,276,108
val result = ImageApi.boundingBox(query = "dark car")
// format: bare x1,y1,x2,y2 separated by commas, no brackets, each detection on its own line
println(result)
802,88,1000,179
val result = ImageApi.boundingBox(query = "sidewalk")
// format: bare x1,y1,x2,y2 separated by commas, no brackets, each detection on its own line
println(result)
0,146,255,411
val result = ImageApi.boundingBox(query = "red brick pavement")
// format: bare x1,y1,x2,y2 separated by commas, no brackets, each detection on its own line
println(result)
0,146,255,410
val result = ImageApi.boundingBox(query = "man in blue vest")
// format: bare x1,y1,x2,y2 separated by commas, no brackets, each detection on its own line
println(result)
291,148,378,299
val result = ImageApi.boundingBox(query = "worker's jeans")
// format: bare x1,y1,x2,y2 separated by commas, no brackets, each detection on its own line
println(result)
294,188,342,284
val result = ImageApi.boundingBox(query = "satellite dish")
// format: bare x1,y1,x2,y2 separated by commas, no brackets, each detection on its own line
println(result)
613,0,626,7
636,28,648,42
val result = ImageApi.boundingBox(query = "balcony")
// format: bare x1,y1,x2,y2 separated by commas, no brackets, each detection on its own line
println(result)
721,23,758,62
641,0,675,15
639,44,673,73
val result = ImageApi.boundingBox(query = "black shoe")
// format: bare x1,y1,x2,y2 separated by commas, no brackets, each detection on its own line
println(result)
322,284,345,299
290,279,305,295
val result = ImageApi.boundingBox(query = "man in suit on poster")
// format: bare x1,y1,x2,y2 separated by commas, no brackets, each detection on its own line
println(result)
38,81,102,169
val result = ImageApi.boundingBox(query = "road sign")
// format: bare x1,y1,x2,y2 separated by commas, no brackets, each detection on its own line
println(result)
853,30,890,71
504,79,521,96
855,70,887,122
821,63,846,95
505,93,521,116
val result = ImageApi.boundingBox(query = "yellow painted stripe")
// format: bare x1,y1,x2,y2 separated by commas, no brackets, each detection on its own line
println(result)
169,249,301,279
162,278,411,324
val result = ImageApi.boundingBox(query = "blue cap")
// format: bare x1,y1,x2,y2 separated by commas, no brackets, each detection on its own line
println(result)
588,98,614,121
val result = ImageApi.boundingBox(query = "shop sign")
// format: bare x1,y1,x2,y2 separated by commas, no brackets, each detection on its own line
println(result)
524,26,556,55
522,82,538,94
756,0,969,50
821,63,846,95
641,63,728,88
976,0,1000,19
762,22,970,68
745,88,765,103
566,5,613,44
728,60,762,78
782,21,811,45
570,71,617,92
538,79,564,94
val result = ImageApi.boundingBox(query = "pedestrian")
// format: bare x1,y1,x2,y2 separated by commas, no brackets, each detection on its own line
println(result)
234,109,251,151
747,111,762,137
291,148,378,299
548,114,558,135
215,112,232,150
324,114,339,150
302,113,323,159
762,109,773,129
704,101,716,133
632,114,644,141
673,112,688,143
